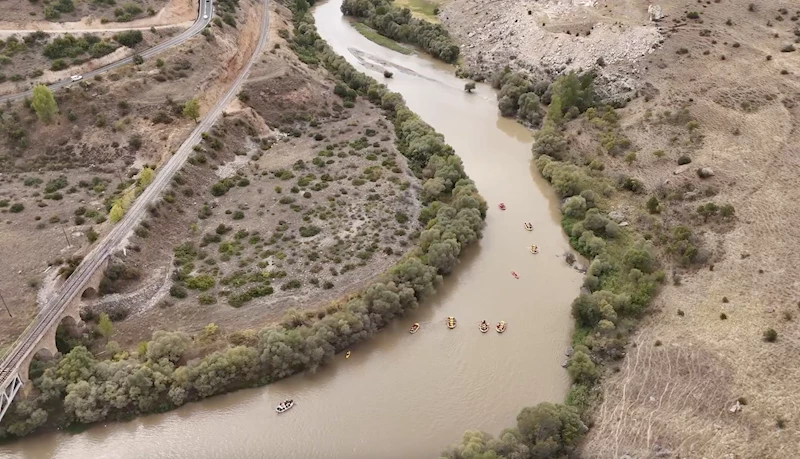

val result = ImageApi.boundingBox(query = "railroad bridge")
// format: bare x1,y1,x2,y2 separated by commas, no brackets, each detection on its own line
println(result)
0,258,108,422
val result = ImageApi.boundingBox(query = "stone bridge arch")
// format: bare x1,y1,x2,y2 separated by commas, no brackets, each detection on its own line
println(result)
17,258,108,387
81,287,98,300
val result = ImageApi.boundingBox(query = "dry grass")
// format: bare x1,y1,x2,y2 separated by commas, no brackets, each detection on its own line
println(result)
588,331,746,459
444,0,800,455
576,0,800,456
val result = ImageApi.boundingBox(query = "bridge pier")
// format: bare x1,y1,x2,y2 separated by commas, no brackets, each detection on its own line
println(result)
0,259,106,423
16,267,98,386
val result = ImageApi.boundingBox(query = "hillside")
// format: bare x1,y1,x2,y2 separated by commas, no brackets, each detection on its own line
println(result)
444,0,800,455
0,0,256,353
85,5,425,347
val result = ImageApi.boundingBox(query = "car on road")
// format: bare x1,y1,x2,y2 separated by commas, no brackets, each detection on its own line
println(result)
203,14,208,18
70,75,83,82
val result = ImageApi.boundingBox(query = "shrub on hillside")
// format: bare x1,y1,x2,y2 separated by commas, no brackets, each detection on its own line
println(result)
113,30,143,48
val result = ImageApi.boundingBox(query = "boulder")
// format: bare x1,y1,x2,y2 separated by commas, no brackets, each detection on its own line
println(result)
673,164,690,175
697,167,715,178
609,210,625,222
729,400,742,413
648,4,663,22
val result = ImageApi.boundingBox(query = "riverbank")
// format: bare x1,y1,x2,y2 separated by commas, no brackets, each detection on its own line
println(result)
1,0,585,455
0,0,486,441
438,0,800,456
335,0,666,454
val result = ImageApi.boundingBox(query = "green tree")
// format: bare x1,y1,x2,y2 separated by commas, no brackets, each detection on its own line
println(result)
109,203,124,222
146,330,190,363
531,124,567,159
139,167,154,187
517,403,587,455
464,81,476,93
132,53,144,65
32,84,58,123
546,94,564,126
561,196,587,219
566,350,598,384
517,92,543,125
97,313,113,343
183,98,200,122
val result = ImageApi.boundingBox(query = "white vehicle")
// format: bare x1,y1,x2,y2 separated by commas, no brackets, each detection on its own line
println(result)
203,14,208,19
70,75,83,82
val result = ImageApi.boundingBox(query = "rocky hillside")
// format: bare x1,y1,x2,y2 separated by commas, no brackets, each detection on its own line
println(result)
442,0,662,97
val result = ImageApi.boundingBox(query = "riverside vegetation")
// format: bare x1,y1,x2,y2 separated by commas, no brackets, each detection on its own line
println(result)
0,0,485,440
440,67,719,455
341,0,459,62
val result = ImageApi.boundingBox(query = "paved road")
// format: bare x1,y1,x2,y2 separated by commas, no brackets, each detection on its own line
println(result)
0,0,213,104
0,0,270,406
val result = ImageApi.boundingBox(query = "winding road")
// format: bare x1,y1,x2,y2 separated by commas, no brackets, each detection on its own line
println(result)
0,0,271,422
0,0,214,104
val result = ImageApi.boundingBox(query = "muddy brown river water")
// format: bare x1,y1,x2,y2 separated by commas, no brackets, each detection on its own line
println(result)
1,2,582,457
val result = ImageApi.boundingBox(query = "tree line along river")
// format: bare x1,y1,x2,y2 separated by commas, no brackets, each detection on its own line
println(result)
1,1,581,457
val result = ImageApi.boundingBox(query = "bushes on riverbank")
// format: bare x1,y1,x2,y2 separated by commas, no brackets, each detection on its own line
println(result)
0,0,484,441
490,66,597,129
341,0,460,63
439,403,586,459
441,73,670,457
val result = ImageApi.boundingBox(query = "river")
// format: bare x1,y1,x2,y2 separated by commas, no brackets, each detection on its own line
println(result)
1,2,582,458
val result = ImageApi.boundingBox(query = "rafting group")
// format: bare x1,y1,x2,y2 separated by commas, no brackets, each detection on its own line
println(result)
497,203,539,281
479,320,507,333
406,319,506,334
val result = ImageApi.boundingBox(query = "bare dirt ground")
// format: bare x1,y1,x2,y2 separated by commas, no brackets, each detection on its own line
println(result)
441,0,662,96
0,2,256,353
0,0,188,28
445,0,800,456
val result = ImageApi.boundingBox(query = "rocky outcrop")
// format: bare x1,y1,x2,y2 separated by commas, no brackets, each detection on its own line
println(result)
441,0,663,97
